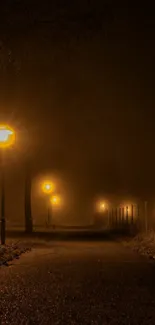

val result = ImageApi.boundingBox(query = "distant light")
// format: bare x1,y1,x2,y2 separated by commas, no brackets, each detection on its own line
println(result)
0,125,15,148
96,200,107,213
101,203,105,208
100,202,105,211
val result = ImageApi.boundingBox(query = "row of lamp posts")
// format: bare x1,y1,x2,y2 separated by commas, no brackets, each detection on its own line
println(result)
0,124,61,245
42,181,61,227
0,124,148,244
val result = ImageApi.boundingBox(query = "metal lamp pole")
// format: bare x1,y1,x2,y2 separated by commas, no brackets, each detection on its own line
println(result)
1,150,5,245
47,200,51,227
47,197,53,227
0,125,15,244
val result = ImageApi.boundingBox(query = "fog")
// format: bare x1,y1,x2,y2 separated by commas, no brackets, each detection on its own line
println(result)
0,2,155,226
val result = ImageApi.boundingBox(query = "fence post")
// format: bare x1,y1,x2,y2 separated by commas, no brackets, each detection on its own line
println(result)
112,208,114,227
119,207,121,226
126,206,128,224
144,201,148,233
136,204,140,232
131,205,134,223
115,208,118,226
108,209,111,228
122,207,124,224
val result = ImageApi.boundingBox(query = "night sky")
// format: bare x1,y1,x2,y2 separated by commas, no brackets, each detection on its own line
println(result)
0,1,155,206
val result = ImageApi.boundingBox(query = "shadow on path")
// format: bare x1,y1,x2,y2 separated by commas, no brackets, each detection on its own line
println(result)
6,229,131,242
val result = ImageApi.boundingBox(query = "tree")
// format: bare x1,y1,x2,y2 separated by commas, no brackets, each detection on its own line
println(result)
0,40,34,233
24,162,33,233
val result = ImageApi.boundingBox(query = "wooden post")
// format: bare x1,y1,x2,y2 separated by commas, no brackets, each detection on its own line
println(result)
137,204,139,217
112,208,114,227
119,207,121,225
131,205,134,223
115,207,118,225
122,207,124,223
126,206,128,224
107,209,110,228
144,201,148,233
136,204,140,231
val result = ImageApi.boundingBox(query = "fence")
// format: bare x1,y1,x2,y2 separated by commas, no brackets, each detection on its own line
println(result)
93,200,151,235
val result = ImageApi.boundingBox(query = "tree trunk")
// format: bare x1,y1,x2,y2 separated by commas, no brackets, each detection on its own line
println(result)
25,163,33,233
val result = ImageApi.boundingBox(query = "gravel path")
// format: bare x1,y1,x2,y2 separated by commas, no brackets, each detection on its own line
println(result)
0,241,155,324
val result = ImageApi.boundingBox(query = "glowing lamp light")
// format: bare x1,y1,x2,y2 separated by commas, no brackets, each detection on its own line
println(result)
100,203,105,210
0,125,15,148
96,201,106,213
50,195,61,206
45,184,51,191
42,181,54,194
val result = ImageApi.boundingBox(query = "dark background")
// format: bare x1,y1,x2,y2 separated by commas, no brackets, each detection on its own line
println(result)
0,1,155,224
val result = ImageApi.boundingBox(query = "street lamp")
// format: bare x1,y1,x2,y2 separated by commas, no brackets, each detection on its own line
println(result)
100,202,105,211
97,201,106,213
49,195,61,229
96,200,110,228
41,181,55,227
0,125,15,148
0,124,15,244
42,181,54,194
50,195,61,206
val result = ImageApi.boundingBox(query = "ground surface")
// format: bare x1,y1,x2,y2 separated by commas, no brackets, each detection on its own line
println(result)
0,240,155,325
124,231,155,260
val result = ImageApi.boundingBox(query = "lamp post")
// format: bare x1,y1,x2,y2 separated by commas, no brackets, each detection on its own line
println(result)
0,125,15,244
1,152,5,245
97,201,106,228
50,195,60,206
50,195,61,228
42,181,54,227
100,202,105,210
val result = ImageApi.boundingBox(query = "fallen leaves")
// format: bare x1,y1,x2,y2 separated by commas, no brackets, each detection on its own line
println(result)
0,244,31,266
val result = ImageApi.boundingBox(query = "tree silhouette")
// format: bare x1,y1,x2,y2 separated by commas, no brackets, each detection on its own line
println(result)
24,161,33,233
0,41,33,233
